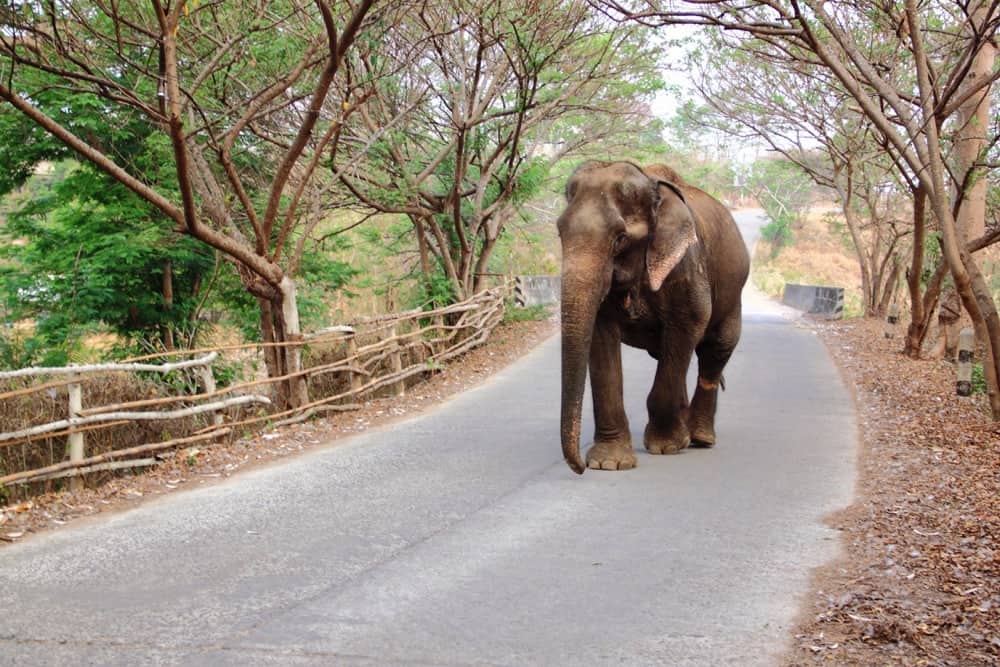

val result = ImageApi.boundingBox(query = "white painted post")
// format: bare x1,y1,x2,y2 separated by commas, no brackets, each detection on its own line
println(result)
957,327,975,396
67,379,84,491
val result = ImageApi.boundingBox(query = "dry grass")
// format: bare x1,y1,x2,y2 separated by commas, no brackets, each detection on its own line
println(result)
0,372,204,499
754,204,865,316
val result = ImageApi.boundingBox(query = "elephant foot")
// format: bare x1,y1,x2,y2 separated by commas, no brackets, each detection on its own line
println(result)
689,427,715,448
689,379,718,448
644,422,689,455
585,439,636,471
688,415,716,448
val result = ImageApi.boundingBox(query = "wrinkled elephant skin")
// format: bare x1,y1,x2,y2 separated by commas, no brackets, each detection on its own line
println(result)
558,161,750,474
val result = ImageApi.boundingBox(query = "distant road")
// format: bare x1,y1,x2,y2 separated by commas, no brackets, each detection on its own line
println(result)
0,209,856,666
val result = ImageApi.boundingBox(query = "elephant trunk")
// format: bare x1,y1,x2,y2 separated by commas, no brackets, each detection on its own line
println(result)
560,271,603,475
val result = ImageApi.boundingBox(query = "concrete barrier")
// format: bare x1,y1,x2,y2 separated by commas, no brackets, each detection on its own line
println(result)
514,276,560,307
781,283,845,319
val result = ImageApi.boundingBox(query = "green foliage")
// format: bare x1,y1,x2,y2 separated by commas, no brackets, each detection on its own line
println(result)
0,162,215,356
414,267,458,311
746,157,815,254
345,4,665,301
921,232,943,287
760,215,793,250
972,362,987,395
293,240,358,330
504,303,551,323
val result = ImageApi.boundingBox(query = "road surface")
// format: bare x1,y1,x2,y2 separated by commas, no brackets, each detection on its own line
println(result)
0,210,856,666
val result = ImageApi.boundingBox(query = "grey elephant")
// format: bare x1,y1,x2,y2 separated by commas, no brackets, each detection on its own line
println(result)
557,161,749,474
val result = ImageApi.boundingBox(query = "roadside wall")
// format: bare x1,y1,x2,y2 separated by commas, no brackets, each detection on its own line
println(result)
782,283,844,319
515,276,560,307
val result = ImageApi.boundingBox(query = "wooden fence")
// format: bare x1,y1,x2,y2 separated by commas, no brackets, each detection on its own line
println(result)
0,285,508,488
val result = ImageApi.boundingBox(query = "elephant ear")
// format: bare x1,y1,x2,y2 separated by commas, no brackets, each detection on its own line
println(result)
646,180,698,292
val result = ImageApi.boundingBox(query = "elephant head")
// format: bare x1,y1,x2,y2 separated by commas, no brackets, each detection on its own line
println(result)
557,161,697,474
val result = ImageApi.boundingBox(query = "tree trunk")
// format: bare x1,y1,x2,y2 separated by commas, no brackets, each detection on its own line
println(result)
913,261,947,357
904,0,1000,415
412,215,432,287
951,2,998,412
472,233,499,295
904,185,928,358
278,276,309,409
259,298,285,407
952,7,994,245
834,179,873,315
876,258,899,318
162,258,175,351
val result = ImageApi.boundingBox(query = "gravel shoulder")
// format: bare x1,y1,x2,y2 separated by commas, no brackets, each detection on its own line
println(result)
788,317,999,666
0,318,557,546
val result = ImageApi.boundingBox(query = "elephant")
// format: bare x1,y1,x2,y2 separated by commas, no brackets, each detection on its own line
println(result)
557,160,750,474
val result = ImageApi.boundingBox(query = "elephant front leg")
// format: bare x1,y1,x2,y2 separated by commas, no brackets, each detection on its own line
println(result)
586,316,635,471
644,346,694,455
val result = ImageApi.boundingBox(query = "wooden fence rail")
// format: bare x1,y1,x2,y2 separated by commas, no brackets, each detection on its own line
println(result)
0,285,510,488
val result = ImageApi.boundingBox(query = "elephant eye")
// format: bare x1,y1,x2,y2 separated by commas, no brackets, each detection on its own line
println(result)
613,232,629,252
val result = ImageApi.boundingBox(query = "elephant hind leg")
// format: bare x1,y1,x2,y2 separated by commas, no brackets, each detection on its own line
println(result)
689,378,719,447
690,309,742,447
644,347,694,455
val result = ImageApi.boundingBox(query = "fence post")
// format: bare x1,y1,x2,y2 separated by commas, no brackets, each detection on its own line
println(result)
196,365,224,428
957,327,975,396
390,323,405,397
67,378,84,491
345,331,362,394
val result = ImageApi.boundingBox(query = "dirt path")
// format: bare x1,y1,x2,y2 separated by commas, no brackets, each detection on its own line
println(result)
788,317,999,666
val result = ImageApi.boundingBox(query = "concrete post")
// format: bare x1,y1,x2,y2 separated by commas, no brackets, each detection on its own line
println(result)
884,304,900,339
67,379,84,491
957,327,975,396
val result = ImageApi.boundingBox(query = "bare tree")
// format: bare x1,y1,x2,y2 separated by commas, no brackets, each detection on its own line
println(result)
598,0,1000,415
0,1,386,408
336,0,664,301
688,36,910,316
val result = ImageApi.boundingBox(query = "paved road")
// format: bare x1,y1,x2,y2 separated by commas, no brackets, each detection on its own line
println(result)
0,210,856,666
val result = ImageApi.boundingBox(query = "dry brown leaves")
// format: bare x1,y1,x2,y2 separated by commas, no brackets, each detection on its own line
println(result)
789,317,1000,666
1,318,556,545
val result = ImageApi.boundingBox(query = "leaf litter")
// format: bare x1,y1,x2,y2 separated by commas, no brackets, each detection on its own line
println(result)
788,317,999,666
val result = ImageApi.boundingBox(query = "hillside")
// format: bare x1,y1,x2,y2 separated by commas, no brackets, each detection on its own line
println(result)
751,203,865,316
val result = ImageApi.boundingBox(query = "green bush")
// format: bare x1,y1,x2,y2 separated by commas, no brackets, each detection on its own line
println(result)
760,213,793,251
972,362,987,395
504,303,551,323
